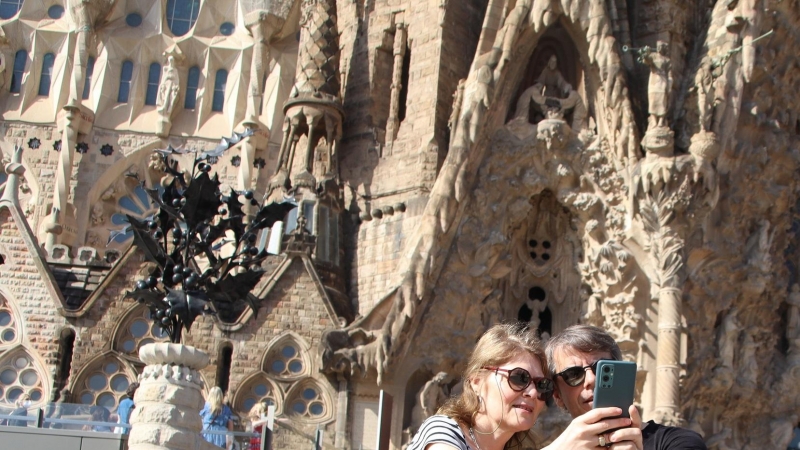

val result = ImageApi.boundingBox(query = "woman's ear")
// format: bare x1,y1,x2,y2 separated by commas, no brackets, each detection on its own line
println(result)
469,374,483,395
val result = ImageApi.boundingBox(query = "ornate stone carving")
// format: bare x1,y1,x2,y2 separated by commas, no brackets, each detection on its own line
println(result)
639,41,672,129
513,56,587,130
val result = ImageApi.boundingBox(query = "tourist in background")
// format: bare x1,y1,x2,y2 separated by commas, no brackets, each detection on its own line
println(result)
201,386,234,449
115,382,139,434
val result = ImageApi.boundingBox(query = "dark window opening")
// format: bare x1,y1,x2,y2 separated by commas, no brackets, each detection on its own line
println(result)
398,45,411,122
530,252,537,259
38,53,55,96
529,239,538,247
10,50,26,93
82,56,95,100
796,119,800,135
118,60,133,103
185,66,200,110
542,253,551,261
216,343,233,394
529,286,546,301
0,253,5,265
212,69,227,112
0,0,22,20
518,304,533,322
166,0,200,37
56,328,76,397
538,306,553,336
542,241,551,249
145,62,161,105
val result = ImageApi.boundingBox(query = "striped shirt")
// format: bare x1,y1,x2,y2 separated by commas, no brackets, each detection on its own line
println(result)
407,415,471,450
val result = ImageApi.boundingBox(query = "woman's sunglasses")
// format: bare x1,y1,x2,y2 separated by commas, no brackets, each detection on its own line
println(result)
482,366,554,399
554,359,607,387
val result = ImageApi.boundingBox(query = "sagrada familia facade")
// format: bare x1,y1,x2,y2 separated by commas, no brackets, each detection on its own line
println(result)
0,0,798,448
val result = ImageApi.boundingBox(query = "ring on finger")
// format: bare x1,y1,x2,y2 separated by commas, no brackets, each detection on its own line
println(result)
598,434,607,447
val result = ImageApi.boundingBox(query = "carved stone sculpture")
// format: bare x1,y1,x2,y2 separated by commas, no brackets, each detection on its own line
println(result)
157,55,180,117
639,41,672,129
513,55,587,130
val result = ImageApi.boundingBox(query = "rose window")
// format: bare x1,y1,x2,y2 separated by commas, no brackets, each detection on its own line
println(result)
78,360,134,409
0,306,17,345
237,377,280,414
0,353,44,404
287,386,326,420
267,343,305,378
109,185,158,244
117,307,169,355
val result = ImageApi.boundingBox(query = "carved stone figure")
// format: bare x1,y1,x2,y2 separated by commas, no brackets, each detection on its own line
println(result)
717,308,740,369
788,285,800,342
157,55,180,117
410,371,451,431
91,203,105,225
639,41,672,129
513,55,586,130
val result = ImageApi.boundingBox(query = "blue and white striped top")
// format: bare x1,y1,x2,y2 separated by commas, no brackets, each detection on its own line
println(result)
407,415,471,450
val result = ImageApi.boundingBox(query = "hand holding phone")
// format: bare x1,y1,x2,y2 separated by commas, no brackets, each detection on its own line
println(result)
592,360,637,419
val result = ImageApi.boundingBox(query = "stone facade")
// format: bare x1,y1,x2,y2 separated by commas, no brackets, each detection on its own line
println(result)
0,0,799,449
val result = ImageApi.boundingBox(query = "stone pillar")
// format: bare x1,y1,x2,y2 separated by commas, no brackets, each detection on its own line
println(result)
385,23,407,143
45,106,78,253
128,343,217,450
654,286,682,422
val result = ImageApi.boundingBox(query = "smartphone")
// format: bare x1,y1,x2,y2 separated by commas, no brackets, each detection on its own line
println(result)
592,360,636,419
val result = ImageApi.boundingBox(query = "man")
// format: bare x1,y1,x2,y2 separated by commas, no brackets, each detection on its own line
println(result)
546,325,707,450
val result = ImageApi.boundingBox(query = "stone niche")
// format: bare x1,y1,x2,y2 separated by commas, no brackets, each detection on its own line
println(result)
507,23,587,131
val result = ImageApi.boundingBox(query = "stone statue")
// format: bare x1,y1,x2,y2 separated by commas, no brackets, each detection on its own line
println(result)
639,41,672,129
91,202,105,225
157,55,180,117
411,371,451,431
717,308,740,369
513,55,586,130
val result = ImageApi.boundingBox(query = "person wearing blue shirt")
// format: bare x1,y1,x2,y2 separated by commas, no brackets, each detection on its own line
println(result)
116,382,138,434
200,386,234,449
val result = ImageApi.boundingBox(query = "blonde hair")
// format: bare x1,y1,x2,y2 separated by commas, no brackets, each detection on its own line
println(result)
248,401,268,420
207,387,224,416
437,322,547,449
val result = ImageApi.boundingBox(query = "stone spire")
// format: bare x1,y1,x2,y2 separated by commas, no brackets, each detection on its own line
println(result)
268,0,344,201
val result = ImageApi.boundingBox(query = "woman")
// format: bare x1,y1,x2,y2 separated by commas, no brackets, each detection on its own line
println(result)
200,386,234,449
85,405,112,432
408,322,553,450
246,401,269,450
115,382,138,434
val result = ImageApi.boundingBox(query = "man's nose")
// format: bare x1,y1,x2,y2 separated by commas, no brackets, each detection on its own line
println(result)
584,367,596,390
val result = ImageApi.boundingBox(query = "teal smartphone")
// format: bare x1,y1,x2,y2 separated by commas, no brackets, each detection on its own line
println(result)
592,360,636,419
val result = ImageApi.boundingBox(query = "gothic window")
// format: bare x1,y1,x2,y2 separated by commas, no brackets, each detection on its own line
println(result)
315,205,339,265
55,329,75,395
117,60,134,103
235,375,280,414
0,301,17,345
82,56,95,100
398,45,411,122
115,306,169,355
47,4,64,19
37,53,55,96
283,201,314,236
0,0,22,20
0,350,45,405
268,343,304,377
285,382,328,422
10,50,26,93
109,184,158,244
216,343,232,394
145,62,161,106
166,0,200,37
212,69,227,112
75,358,135,409
184,66,200,109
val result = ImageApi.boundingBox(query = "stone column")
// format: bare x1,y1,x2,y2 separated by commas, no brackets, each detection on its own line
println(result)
385,23,407,143
128,343,217,450
45,107,78,253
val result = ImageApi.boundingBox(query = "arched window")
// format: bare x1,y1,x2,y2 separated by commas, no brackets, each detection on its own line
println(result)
10,50,26,93
0,0,22,20
212,69,227,112
38,53,55,96
216,343,233,394
117,60,133,103
184,65,200,110
145,62,161,106
166,0,200,37
82,56,96,100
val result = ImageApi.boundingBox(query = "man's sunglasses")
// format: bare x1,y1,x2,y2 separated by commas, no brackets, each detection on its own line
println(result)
482,366,554,399
554,359,608,387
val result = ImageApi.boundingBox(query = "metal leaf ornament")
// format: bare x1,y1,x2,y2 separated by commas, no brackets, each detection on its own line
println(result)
124,141,296,343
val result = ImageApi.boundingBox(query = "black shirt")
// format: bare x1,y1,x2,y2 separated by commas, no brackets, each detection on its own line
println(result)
643,420,707,450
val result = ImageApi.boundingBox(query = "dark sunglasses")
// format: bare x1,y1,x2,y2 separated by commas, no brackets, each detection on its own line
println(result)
482,366,554,399
554,359,608,387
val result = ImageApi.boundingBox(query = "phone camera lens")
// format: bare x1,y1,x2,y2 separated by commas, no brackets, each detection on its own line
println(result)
603,366,611,373
602,375,610,382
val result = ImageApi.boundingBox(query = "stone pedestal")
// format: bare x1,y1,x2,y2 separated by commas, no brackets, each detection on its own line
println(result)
129,343,217,450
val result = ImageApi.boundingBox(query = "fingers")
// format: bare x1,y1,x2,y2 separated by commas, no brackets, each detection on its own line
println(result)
628,405,642,429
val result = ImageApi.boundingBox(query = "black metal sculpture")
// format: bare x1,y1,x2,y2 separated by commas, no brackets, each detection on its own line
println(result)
122,130,296,342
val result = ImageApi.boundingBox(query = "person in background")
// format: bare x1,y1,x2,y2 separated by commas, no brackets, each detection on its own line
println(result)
5,394,31,427
86,405,113,432
200,386,234,449
116,382,139,434
247,401,270,450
